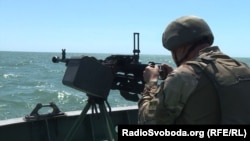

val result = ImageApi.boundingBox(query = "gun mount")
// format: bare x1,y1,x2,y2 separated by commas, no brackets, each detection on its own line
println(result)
52,33,149,101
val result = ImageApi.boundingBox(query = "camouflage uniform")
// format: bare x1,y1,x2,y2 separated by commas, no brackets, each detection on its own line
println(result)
138,46,221,124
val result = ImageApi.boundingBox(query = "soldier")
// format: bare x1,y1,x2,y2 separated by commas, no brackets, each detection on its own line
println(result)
138,15,250,124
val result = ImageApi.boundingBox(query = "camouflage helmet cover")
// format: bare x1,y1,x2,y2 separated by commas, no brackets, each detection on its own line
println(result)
162,15,214,51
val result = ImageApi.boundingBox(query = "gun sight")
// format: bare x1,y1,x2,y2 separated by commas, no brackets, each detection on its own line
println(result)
52,49,67,63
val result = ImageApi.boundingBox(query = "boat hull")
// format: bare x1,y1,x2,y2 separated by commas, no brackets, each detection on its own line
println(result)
0,106,138,141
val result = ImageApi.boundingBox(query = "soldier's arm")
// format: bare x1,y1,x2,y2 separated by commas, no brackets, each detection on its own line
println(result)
138,65,199,124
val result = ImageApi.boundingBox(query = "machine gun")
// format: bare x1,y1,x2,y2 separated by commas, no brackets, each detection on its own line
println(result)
52,33,161,102
52,33,165,141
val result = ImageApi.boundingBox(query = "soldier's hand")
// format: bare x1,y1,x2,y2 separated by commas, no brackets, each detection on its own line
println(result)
159,64,173,79
143,65,159,83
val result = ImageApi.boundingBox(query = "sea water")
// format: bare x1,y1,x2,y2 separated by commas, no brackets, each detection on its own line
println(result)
1,51,250,120
0,51,175,120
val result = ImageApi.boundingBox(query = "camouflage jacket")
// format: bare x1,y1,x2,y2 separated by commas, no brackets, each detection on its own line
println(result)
138,46,222,124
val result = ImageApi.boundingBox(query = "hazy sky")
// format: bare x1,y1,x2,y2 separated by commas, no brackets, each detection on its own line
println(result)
0,0,249,57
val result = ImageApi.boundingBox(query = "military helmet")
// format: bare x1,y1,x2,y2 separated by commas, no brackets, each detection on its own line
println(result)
162,15,214,51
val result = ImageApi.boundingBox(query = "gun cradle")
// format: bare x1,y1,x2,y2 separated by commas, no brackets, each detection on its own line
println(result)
61,54,148,101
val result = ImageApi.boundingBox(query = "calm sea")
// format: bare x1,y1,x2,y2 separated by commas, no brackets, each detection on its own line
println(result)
0,51,174,120
1,51,250,120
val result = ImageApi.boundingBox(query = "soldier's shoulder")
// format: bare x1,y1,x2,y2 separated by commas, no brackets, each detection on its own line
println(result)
174,64,197,75
166,64,199,83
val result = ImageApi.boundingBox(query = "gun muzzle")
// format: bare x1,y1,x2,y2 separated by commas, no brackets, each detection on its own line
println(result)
52,56,60,63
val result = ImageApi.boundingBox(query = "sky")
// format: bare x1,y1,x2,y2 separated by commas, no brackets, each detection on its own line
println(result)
0,0,249,57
